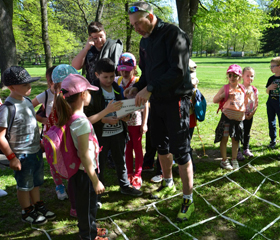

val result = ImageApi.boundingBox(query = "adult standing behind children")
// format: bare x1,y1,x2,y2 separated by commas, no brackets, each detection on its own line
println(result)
266,57,280,149
125,2,195,222
0,66,56,225
72,21,123,84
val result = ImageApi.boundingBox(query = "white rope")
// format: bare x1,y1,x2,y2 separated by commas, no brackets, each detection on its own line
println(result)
30,156,280,239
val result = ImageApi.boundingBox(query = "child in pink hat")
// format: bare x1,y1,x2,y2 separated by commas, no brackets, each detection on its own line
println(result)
213,64,246,170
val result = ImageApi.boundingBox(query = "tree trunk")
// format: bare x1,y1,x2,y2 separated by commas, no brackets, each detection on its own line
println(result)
176,0,199,55
95,0,104,22
0,1,17,88
125,2,133,52
40,0,52,69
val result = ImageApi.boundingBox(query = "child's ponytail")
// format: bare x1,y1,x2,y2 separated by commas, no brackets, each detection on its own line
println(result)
55,91,72,127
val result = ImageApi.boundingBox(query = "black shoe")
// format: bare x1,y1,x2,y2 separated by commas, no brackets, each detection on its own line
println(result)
268,142,276,149
35,201,56,220
121,185,143,196
142,165,154,172
22,205,47,225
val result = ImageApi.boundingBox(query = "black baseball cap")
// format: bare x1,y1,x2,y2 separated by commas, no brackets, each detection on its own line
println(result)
3,66,41,86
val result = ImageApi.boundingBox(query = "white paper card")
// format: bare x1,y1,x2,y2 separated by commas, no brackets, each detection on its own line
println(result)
116,98,144,118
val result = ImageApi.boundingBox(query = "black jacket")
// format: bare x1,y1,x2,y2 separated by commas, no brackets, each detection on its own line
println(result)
84,80,128,141
133,18,193,102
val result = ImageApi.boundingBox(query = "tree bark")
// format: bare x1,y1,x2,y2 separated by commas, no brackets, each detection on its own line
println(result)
0,1,17,87
95,0,104,22
176,0,199,55
125,2,133,52
40,0,52,69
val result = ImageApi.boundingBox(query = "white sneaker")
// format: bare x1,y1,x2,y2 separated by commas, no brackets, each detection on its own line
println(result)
220,159,233,170
55,184,68,200
231,159,239,169
151,175,163,183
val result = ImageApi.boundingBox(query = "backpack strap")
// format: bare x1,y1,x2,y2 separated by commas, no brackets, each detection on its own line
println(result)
224,84,230,102
252,86,258,96
117,76,123,86
0,101,15,141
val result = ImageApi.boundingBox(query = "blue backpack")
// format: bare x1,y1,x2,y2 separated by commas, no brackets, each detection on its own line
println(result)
193,88,207,122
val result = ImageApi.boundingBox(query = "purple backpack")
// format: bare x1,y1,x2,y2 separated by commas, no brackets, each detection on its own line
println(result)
43,114,100,179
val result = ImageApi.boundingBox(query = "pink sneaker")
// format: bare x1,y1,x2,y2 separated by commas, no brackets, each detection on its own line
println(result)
243,149,254,157
132,176,142,189
70,208,77,218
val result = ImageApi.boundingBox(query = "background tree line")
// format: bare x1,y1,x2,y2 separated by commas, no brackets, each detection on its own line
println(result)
0,0,279,85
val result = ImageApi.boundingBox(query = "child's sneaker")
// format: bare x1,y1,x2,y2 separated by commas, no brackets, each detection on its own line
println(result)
56,184,68,200
220,159,233,170
142,165,154,172
121,185,143,196
70,208,77,218
97,228,108,237
231,159,239,169
243,149,254,157
150,179,176,199
127,174,134,185
151,175,163,183
35,201,56,220
237,151,245,161
267,142,276,149
22,205,47,225
176,199,195,222
132,176,142,189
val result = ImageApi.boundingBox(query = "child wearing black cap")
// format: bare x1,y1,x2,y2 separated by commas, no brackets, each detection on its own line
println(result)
0,66,56,225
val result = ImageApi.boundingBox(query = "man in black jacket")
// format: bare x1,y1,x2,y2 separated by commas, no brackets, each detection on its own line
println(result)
124,1,194,222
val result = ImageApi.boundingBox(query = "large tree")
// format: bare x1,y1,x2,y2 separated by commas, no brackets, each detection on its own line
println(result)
40,0,52,69
0,1,17,87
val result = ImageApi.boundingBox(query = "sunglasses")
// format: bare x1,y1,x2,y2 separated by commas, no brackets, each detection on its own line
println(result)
128,6,150,14
228,73,239,78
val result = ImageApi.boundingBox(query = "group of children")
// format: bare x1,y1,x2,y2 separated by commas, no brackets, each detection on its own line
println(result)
1,54,279,238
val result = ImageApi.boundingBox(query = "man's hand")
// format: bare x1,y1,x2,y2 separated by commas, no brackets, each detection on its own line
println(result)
135,87,152,107
124,87,138,99
9,157,21,171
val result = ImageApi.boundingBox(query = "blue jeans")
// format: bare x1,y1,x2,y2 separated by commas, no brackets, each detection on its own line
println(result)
15,149,44,191
266,97,280,143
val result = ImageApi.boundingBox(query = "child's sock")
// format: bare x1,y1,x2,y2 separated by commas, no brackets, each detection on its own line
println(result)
163,178,173,186
183,193,193,203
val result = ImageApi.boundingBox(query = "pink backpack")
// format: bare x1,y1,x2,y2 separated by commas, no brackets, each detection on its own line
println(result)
217,83,246,113
43,114,100,179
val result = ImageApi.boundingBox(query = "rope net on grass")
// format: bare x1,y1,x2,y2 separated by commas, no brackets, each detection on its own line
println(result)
34,156,280,240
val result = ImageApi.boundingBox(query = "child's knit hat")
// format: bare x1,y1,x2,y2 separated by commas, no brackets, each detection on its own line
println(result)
227,64,242,76
52,64,79,83
117,52,136,72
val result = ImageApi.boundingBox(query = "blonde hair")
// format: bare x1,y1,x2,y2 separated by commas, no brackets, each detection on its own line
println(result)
271,57,280,66
242,67,255,74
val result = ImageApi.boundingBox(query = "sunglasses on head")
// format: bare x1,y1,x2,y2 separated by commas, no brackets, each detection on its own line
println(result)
228,73,239,78
128,6,150,14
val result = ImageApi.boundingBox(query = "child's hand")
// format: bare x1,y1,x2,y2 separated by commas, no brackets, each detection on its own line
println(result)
268,83,277,91
106,100,123,113
9,157,21,171
105,116,119,125
85,36,95,50
93,180,105,195
141,123,148,134
41,117,48,125
120,114,130,122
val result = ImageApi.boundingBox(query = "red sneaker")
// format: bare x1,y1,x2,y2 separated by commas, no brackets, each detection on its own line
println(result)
132,176,142,189
97,228,108,237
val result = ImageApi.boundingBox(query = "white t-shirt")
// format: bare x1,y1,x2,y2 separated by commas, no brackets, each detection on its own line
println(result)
70,115,99,170
36,89,54,117
101,88,123,137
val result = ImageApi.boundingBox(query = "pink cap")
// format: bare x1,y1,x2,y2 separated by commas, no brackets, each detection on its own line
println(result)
117,52,136,72
61,74,99,97
227,64,242,76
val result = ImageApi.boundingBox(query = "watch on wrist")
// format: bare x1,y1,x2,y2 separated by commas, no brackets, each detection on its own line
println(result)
147,84,154,92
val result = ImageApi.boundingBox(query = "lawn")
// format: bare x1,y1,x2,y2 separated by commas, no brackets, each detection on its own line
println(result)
0,57,280,240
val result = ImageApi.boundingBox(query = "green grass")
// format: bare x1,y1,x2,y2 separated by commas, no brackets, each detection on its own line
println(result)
1,58,280,239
